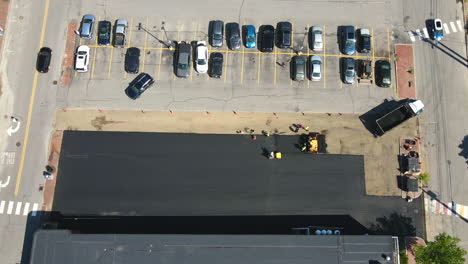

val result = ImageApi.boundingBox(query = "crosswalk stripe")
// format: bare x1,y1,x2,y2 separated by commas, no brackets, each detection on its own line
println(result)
15,202,22,215
423,28,429,38
0,201,5,214
31,203,39,217
450,22,457,32
457,20,463,31
461,205,467,218
447,202,453,216
23,202,30,216
7,201,14,214
408,32,416,42
443,23,450,34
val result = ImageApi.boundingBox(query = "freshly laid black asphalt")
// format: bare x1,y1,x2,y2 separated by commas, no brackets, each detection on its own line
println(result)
53,131,423,235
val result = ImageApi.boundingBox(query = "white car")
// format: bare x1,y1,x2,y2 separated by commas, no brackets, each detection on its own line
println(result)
74,45,90,72
195,41,208,73
433,18,443,41
309,55,322,81
310,26,323,51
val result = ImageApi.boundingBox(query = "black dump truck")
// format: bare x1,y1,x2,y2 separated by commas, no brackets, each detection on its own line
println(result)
375,99,424,135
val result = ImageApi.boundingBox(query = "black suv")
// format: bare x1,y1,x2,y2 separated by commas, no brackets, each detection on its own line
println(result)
125,73,154,100
226,23,241,50
259,25,275,52
209,52,223,78
36,47,52,73
98,21,111,46
125,47,140,74
276,22,292,48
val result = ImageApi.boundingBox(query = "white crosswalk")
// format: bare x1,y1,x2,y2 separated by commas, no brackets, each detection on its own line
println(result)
0,200,40,217
407,19,464,42
425,198,468,219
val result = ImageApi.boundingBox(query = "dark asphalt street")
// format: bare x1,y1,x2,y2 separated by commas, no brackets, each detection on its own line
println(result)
53,131,424,235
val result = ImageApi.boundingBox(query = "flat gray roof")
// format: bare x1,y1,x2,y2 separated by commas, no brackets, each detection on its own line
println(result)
30,230,397,264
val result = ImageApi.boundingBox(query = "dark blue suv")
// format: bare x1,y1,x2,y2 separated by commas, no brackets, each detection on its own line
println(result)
125,73,154,100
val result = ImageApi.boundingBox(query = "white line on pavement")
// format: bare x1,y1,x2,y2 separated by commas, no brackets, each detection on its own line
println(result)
31,203,39,216
7,201,13,214
457,20,463,31
450,22,457,32
408,32,415,42
0,201,4,214
15,202,22,215
422,28,429,38
443,23,450,34
23,202,30,215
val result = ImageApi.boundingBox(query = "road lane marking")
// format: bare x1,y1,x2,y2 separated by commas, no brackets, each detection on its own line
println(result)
443,23,450,34
7,201,13,214
141,17,149,73
23,202,30,215
422,28,429,38
31,203,38,216
457,20,463,31
1,152,15,165
323,25,326,88
15,0,51,196
450,21,457,32
0,201,4,213
15,202,21,215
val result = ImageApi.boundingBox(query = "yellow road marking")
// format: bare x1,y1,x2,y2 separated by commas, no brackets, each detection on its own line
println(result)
15,0,51,196
224,48,229,82
157,23,164,81
241,46,245,84
323,25,326,88
91,16,100,79
257,52,261,84
141,17,148,73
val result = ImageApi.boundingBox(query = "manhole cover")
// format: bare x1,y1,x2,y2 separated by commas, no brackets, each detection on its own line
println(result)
16,142,21,147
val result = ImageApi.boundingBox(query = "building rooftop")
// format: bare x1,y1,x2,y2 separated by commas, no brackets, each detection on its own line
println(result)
30,230,398,264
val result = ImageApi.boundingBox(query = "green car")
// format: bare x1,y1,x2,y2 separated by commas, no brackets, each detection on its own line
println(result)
376,60,391,87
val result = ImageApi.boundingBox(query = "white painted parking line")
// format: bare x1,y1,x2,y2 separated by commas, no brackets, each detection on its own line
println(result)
422,28,429,38
450,22,457,33
23,202,30,215
0,201,4,214
15,202,22,215
443,23,450,34
31,203,39,216
408,32,415,42
7,201,13,214
457,20,463,31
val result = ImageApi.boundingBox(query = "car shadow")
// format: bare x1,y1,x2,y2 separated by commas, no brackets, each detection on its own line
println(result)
425,19,435,40
337,26,344,54
359,99,407,136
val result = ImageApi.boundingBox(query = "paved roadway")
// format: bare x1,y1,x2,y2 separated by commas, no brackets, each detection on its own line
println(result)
0,0,465,263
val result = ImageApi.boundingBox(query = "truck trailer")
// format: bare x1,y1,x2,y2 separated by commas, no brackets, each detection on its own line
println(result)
375,100,424,135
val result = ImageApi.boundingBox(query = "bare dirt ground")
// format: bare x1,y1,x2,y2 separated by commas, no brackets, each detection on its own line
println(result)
54,109,419,196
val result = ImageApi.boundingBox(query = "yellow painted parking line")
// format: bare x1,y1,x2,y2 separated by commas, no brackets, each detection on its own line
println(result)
274,52,277,85
127,18,133,48
371,27,375,60
323,25,326,88
91,17,100,79
77,35,82,76
173,26,180,81
241,46,245,84
224,48,229,82
87,45,113,48
157,25,165,81
141,17,149,73
15,0,51,196
257,52,261,84
387,28,391,59
191,22,198,81
107,46,114,79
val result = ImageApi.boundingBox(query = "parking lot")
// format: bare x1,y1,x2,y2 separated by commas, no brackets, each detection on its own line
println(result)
64,16,396,113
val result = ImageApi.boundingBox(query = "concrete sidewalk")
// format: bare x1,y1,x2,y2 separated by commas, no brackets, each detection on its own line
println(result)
54,109,419,196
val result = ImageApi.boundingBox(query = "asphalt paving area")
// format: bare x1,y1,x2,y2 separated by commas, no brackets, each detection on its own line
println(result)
52,130,423,236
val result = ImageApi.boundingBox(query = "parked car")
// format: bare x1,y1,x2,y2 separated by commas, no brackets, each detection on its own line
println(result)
308,55,322,81
245,25,256,48
291,55,306,81
74,45,90,73
98,21,111,46
125,73,154,100
209,52,223,78
124,47,140,74
375,60,391,87
259,25,275,52
433,18,443,41
175,41,191,78
341,57,355,84
276,22,292,48
341,26,356,55
309,26,323,51
357,28,371,53
36,47,52,73
78,14,95,39
209,20,224,47
195,41,208,73
113,19,127,48
226,23,241,50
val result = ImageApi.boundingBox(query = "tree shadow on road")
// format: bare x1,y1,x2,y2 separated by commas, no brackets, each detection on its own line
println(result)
458,135,468,165
370,212,416,248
